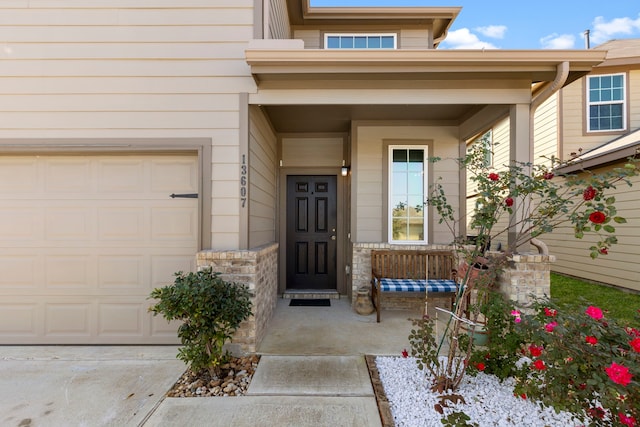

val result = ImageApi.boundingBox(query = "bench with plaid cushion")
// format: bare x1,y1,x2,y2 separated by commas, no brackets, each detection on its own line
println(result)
371,250,459,322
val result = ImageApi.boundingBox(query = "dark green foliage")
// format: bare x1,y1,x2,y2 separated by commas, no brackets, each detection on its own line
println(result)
149,268,253,376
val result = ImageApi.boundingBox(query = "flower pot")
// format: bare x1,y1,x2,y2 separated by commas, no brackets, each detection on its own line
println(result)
354,287,375,315
461,323,489,346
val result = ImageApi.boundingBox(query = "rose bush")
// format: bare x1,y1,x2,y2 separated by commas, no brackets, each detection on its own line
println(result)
410,141,638,395
511,301,639,426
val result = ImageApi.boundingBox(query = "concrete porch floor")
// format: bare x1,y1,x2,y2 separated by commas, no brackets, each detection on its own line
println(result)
257,297,452,356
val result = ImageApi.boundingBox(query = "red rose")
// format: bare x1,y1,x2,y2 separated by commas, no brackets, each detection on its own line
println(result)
589,211,606,224
583,186,597,201
544,307,557,317
475,362,485,371
599,247,608,255
630,338,640,353
543,172,554,180
619,413,636,427
532,360,546,370
529,344,543,357
401,349,409,358
545,321,558,332
505,197,514,207
586,336,598,346
488,172,499,181
605,362,632,386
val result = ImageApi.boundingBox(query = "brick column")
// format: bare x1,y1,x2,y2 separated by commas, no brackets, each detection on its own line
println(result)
498,253,556,308
196,243,278,354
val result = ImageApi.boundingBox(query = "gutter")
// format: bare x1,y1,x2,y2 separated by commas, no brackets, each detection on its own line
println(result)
527,62,569,255
529,61,569,158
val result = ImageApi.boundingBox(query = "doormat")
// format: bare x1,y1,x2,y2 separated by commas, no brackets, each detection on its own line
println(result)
289,299,331,307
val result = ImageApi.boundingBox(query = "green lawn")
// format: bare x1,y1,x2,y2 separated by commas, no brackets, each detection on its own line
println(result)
550,272,640,327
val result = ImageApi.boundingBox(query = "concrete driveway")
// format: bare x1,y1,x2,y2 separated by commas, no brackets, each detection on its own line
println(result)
0,346,185,427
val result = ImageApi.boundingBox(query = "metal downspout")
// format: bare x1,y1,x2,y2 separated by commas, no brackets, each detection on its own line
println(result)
528,61,569,254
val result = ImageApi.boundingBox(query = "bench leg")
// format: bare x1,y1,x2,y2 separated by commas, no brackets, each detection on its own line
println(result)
371,279,381,323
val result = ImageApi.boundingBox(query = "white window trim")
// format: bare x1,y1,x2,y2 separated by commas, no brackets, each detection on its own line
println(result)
388,145,428,244
586,72,627,133
324,33,398,50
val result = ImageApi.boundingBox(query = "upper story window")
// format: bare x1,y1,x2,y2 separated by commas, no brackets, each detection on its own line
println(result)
389,146,427,243
325,34,397,49
587,73,626,132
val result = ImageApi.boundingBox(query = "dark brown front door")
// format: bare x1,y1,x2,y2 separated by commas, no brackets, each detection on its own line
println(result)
286,175,337,290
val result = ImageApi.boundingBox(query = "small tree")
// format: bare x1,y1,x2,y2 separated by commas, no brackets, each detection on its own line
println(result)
410,141,638,392
149,267,253,376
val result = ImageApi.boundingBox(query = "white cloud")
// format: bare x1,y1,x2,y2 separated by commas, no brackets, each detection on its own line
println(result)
475,25,507,39
540,33,576,49
441,28,499,49
589,14,640,45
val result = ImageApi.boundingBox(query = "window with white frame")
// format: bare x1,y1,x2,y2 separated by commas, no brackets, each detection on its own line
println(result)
389,146,428,243
587,73,626,132
468,129,492,167
324,33,397,49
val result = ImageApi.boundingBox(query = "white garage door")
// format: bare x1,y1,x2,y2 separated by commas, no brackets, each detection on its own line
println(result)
0,153,199,344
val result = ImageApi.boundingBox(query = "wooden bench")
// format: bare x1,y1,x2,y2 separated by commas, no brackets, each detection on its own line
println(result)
370,250,459,322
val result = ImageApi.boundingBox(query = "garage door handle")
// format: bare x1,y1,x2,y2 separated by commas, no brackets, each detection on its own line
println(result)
170,193,198,199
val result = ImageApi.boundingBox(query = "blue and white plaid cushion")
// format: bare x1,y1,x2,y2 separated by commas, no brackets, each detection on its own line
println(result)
379,278,457,293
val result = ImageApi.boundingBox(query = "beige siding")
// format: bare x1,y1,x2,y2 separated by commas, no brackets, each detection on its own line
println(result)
281,136,344,167
629,69,640,129
294,29,322,49
533,93,559,164
268,0,291,39
354,124,459,244
543,164,640,292
248,107,278,248
399,28,430,49
0,1,258,251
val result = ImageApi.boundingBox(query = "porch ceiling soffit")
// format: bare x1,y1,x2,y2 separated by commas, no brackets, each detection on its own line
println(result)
245,49,607,86
286,1,460,44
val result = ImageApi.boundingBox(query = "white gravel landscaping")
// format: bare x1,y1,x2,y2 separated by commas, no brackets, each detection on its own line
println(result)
376,356,587,427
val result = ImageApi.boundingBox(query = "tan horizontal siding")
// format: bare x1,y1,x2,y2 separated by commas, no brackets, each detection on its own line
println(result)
399,29,430,49
544,166,640,292
533,94,558,163
3,43,248,59
628,70,640,129
11,1,253,9
294,29,321,49
0,94,240,111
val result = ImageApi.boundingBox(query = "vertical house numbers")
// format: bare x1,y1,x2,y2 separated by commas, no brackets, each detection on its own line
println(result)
240,154,247,208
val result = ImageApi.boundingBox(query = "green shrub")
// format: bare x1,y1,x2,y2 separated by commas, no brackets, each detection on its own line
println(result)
149,268,253,376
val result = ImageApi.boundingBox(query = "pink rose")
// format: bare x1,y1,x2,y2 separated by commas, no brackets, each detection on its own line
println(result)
585,336,598,346
544,321,558,332
605,362,632,386
585,306,604,320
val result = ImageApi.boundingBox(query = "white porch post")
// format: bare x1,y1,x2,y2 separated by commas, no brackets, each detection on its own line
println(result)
508,103,531,252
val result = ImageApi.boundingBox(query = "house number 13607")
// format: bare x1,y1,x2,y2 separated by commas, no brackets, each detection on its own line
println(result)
240,154,247,208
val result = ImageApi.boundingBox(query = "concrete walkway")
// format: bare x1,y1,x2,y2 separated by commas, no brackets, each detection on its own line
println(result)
0,299,436,426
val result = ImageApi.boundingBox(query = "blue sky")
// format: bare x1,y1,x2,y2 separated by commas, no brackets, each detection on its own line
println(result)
310,0,640,49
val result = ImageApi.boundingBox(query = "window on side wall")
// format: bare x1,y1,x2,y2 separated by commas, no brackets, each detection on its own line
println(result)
324,33,397,49
468,129,492,167
587,73,626,132
389,146,428,244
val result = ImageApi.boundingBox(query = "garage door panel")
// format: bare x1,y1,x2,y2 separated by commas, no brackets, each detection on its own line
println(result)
45,255,92,289
98,303,144,337
46,207,93,240
0,157,38,192
0,153,197,344
98,158,146,193
45,302,93,336
151,158,198,192
151,207,197,241
0,256,39,288
0,208,41,239
0,303,39,335
98,256,145,289
45,158,93,193
98,207,145,240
